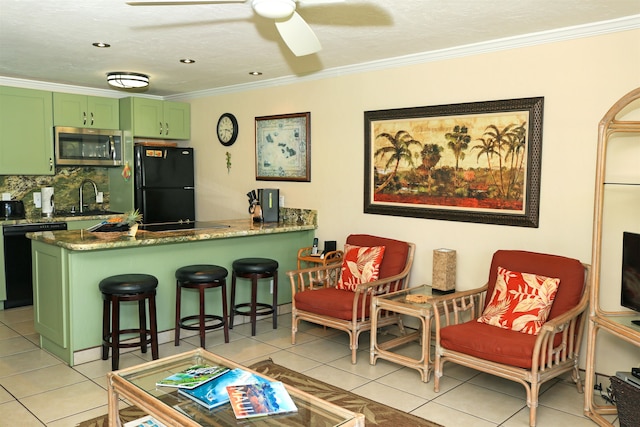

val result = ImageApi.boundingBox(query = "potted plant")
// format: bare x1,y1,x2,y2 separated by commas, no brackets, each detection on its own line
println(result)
122,209,143,236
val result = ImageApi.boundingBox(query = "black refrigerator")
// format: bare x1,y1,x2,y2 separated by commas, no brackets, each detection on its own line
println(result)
134,146,195,223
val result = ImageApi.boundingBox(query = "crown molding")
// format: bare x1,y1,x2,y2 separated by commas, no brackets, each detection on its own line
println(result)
173,14,640,101
0,77,163,100
2,14,638,102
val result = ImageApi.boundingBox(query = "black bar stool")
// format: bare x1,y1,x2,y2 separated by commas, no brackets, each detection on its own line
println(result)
100,273,159,371
230,257,278,336
175,264,229,348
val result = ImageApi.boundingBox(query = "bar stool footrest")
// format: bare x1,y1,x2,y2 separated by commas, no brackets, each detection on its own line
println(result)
179,315,225,331
103,329,153,349
233,302,275,317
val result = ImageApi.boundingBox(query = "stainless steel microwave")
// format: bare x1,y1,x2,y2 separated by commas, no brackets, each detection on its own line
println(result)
54,127,123,167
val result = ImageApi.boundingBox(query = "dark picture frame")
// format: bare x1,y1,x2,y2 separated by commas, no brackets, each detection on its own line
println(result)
255,112,311,182
364,97,544,227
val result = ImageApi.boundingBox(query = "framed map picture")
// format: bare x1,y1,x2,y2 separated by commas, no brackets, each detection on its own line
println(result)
255,112,311,182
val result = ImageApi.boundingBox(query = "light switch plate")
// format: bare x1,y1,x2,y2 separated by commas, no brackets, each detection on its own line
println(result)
2,192,11,201
33,192,42,208
96,192,103,203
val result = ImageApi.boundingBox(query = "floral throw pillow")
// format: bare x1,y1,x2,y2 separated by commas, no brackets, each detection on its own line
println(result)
477,266,560,335
336,244,386,292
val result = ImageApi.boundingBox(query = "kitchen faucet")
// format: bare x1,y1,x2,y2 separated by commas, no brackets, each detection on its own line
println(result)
79,179,99,213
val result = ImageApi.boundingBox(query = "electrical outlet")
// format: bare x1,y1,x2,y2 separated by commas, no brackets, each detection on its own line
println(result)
96,192,103,203
33,192,42,208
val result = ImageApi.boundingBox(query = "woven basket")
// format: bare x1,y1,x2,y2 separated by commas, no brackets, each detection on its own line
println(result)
91,231,129,241
610,375,640,427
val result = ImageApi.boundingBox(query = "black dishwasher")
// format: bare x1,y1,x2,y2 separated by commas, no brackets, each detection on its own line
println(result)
3,222,67,309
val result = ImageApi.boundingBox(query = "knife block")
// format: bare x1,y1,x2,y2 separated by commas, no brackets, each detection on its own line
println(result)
258,189,279,223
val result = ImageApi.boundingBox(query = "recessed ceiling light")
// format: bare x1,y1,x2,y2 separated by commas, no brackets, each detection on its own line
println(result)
92,42,110,48
180,59,195,64
249,71,263,76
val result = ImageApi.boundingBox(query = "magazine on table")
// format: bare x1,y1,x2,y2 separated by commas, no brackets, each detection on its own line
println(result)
178,368,269,410
227,381,298,419
156,364,229,389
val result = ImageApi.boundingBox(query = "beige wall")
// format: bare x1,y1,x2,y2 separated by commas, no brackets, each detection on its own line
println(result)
189,29,640,374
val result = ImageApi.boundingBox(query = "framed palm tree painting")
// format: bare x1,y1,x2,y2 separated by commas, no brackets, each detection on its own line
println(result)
364,97,544,227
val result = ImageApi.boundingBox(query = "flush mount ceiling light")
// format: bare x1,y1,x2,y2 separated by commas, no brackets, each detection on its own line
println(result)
106,72,149,89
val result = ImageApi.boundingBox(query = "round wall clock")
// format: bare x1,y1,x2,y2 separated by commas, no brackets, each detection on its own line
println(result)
216,113,238,146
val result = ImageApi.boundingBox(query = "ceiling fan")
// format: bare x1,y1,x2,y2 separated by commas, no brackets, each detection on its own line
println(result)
126,0,345,56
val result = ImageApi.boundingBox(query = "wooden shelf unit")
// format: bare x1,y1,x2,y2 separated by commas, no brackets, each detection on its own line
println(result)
584,87,640,426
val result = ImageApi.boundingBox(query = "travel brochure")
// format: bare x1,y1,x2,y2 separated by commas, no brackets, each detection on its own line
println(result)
177,368,269,410
227,381,298,419
156,364,229,389
177,368,297,418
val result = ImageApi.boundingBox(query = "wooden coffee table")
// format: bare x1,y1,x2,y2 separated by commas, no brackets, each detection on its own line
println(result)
107,348,365,426
370,285,438,382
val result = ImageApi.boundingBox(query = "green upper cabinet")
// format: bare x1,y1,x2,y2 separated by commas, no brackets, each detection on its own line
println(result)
120,97,190,140
0,86,55,175
53,93,119,129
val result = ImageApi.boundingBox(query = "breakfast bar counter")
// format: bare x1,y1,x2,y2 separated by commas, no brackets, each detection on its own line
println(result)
28,209,316,366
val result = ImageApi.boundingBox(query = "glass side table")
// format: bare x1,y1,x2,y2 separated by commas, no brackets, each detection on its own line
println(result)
107,348,364,427
370,284,438,382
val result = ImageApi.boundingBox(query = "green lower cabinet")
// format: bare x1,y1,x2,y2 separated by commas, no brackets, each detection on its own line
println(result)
32,243,69,361
0,228,6,302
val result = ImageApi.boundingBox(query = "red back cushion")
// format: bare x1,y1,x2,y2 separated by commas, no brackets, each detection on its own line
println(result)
485,250,585,321
346,234,409,279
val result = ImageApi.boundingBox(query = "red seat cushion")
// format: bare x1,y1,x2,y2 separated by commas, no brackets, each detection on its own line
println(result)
440,321,539,369
295,288,370,320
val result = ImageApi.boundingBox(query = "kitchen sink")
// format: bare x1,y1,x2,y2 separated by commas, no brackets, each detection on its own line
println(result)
56,210,123,217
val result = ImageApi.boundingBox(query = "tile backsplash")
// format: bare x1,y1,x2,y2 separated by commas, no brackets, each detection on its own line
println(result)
0,167,110,218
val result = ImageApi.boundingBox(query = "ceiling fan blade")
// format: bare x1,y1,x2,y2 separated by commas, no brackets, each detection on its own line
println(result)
275,11,321,56
127,1,246,5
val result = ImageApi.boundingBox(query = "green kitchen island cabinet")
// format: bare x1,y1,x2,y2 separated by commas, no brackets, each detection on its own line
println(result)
28,212,316,366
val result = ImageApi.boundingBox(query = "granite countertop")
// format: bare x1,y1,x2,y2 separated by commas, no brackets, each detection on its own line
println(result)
26,208,317,251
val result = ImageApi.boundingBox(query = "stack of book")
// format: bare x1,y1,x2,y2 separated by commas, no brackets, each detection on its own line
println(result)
157,364,297,419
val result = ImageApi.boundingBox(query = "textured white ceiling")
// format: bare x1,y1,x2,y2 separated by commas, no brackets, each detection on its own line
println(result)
1,0,639,97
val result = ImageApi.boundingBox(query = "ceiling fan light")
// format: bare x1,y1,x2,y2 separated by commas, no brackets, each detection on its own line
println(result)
107,72,149,89
252,0,295,19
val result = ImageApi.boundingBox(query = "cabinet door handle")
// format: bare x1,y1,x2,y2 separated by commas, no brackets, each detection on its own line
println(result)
49,157,53,171
90,112,94,126
165,122,169,136
83,111,87,125
159,122,163,135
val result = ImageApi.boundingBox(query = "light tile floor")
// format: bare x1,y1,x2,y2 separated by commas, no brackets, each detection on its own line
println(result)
0,305,619,426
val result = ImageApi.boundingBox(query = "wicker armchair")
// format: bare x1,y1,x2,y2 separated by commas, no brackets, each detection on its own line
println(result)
432,250,590,427
288,234,415,364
